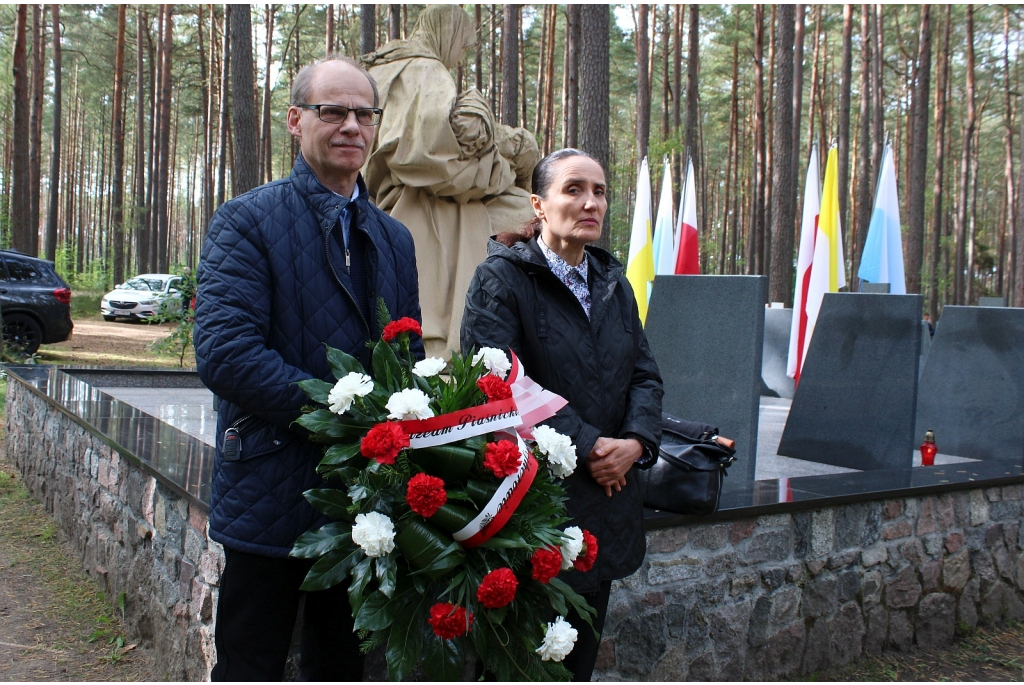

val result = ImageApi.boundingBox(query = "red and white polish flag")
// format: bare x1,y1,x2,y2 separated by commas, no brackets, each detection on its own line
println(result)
673,156,699,275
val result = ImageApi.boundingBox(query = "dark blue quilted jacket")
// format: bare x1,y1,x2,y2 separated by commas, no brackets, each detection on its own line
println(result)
194,155,422,556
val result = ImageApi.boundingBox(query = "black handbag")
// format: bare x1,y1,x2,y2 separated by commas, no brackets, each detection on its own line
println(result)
636,413,737,515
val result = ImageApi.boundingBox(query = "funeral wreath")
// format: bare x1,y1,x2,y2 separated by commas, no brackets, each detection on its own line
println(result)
290,305,597,681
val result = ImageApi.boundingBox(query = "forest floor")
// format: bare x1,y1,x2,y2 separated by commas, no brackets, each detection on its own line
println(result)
4,316,1024,681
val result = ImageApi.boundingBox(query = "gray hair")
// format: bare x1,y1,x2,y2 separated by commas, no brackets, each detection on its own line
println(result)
291,55,379,107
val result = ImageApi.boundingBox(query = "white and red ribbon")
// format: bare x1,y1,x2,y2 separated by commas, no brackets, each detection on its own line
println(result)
398,398,522,449
394,351,567,546
452,430,538,547
507,352,568,440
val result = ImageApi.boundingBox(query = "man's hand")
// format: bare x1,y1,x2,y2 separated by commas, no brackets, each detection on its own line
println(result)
586,437,643,497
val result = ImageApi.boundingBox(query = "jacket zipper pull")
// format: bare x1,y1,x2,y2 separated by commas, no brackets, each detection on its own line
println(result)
345,249,351,269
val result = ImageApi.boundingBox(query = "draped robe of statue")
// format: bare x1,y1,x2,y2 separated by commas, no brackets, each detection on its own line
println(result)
363,5,539,359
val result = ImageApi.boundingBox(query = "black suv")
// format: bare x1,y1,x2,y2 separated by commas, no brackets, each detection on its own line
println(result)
0,250,73,354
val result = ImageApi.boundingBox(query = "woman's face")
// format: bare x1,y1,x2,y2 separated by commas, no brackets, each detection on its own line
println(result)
532,156,608,248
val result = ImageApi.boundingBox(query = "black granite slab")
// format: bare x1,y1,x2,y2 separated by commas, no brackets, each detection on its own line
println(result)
6,364,1023,535
778,293,922,471
916,305,1024,464
762,307,796,399
5,365,214,509
646,275,767,491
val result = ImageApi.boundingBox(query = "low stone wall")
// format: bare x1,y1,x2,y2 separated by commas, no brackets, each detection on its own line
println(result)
597,489,1024,680
8,371,1024,682
6,378,222,681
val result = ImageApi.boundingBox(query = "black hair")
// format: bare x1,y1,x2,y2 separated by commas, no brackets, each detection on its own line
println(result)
496,149,604,247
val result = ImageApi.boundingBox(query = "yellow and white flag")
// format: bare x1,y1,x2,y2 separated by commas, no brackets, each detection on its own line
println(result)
626,156,655,324
802,146,846,367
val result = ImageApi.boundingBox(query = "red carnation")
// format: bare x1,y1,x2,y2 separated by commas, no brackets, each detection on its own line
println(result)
427,602,474,639
360,421,410,464
483,440,522,478
476,568,518,609
406,473,447,517
574,530,598,572
382,317,422,343
530,547,563,584
476,374,513,402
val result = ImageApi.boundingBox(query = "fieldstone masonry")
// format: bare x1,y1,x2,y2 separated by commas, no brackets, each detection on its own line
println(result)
7,374,1024,681
597,490,1024,680
6,379,221,681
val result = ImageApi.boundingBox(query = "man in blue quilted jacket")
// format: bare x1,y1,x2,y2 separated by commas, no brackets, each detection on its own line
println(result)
194,56,422,681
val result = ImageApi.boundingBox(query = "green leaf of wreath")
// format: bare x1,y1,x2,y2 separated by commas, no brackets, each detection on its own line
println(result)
423,635,464,681
299,547,359,592
325,344,366,379
296,378,334,405
320,442,363,467
290,524,351,559
354,591,398,631
386,594,428,682
303,488,355,520
372,338,403,392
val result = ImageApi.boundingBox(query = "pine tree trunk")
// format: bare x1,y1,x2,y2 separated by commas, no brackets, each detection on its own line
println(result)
837,4,853,235
905,6,931,296
750,4,766,276
325,4,334,55
769,4,795,305
155,5,174,272
259,5,275,186
563,4,579,149
231,4,259,197
11,5,32,255
722,10,739,275
636,4,650,163
475,5,483,91
389,5,401,41
791,4,805,196
44,4,62,263
955,6,975,305
217,5,230,208
660,5,670,140
29,5,43,251
541,7,556,155
135,8,150,273
854,4,873,288
685,4,700,168
578,4,610,251
500,5,520,127
930,11,950,318
360,4,375,55
1001,6,1015,301
533,5,549,136
111,5,127,285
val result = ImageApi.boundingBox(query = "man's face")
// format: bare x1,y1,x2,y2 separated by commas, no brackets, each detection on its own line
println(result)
286,62,376,192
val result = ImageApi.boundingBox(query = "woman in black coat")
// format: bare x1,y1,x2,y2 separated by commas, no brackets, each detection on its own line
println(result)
461,149,663,680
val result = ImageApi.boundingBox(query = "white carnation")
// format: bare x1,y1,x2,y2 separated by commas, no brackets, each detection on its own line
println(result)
472,347,512,378
385,388,434,420
560,526,584,570
413,357,447,378
351,512,395,558
328,372,374,414
536,616,577,662
532,425,577,479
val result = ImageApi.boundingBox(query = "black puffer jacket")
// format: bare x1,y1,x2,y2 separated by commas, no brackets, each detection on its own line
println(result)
461,237,663,593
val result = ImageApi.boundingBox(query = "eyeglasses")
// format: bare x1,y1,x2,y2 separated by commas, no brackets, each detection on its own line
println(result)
297,104,382,126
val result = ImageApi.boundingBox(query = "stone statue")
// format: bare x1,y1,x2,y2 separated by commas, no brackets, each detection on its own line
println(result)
362,5,540,359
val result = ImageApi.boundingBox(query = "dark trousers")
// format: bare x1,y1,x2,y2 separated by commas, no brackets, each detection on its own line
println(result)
211,547,365,682
561,580,612,682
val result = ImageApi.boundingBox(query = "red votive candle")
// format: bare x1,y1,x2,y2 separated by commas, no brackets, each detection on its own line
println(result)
920,429,937,467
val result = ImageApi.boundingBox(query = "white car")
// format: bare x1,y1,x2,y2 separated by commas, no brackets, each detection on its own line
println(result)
100,273,183,322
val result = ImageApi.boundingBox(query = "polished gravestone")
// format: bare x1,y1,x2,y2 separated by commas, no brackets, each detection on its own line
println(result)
916,305,1024,464
778,293,923,470
646,275,766,490
762,307,796,399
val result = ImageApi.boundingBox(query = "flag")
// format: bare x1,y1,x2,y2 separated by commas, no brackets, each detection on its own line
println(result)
787,144,821,382
652,156,677,275
674,156,699,274
857,143,906,294
797,145,847,383
626,156,655,324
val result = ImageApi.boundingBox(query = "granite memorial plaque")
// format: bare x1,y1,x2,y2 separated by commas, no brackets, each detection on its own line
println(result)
762,307,796,399
646,275,766,490
778,293,923,470
916,305,1024,464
